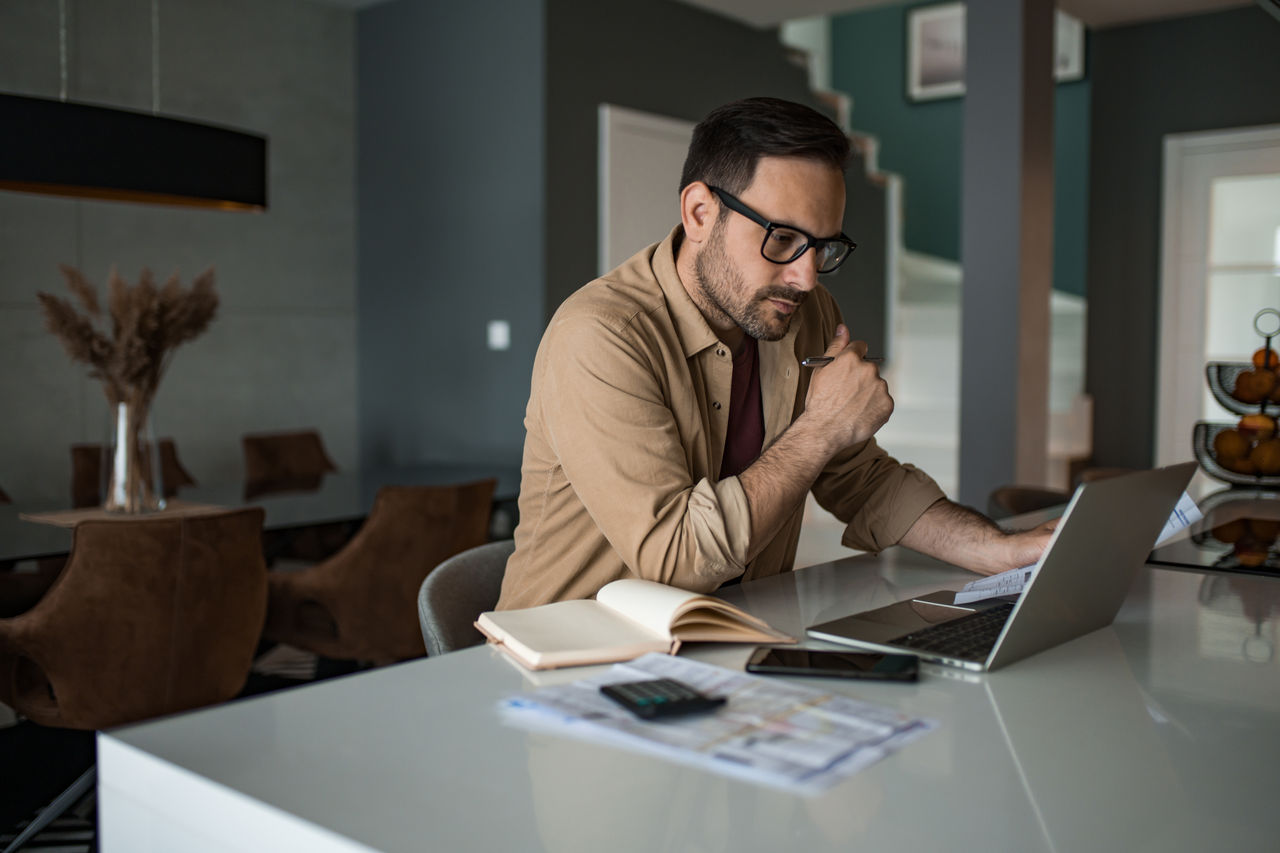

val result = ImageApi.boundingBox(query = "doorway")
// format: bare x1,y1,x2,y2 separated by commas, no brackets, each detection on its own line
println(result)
1156,125,1280,474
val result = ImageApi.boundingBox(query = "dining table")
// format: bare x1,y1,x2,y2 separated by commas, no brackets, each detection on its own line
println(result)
0,462,523,565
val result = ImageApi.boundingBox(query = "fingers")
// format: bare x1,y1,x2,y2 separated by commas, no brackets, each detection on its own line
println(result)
823,326,871,362
823,324,849,357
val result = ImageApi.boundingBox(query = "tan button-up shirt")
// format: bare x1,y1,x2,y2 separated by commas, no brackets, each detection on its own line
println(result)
497,228,945,610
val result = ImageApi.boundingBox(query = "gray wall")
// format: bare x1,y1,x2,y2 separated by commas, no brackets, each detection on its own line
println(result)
357,0,889,468
0,0,357,503
356,0,545,469
1087,6,1280,469
543,0,885,350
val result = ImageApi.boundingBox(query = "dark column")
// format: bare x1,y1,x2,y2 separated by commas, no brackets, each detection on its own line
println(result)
958,0,1055,507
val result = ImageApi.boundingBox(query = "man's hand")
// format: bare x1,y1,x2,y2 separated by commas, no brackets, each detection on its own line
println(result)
999,520,1057,572
801,324,893,453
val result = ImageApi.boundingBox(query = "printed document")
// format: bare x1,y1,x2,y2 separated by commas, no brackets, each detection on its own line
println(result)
499,653,935,796
956,491,1203,604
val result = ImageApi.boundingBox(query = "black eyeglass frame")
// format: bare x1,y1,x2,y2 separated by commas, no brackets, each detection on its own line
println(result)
707,185,857,274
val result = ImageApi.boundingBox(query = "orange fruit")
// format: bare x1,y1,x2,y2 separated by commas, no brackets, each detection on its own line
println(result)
1254,347,1280,370
1238,414,1277,441
1235,543,1268,567
1251,438,1280,475
1247,518,1280,541
1225,455,1259,475
1212,519,1248,543
1213,428,1250,461
1233,369,1277,403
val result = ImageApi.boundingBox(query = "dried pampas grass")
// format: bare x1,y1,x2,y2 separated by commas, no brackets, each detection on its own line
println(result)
38,264,219,410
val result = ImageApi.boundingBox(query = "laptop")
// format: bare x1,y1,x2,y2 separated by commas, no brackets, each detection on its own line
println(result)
806,462,1197,671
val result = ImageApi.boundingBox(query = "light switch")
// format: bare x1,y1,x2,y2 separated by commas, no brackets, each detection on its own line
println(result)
487,319,511,351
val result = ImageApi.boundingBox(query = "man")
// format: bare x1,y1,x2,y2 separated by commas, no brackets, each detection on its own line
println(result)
498,97,1051,611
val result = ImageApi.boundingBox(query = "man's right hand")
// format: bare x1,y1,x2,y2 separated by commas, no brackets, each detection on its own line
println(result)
801,324,894,454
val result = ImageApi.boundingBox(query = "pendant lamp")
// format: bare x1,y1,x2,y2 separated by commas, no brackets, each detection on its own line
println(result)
0,92,267,211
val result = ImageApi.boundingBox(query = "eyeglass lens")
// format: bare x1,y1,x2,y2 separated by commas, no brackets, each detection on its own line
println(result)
762,227,849,272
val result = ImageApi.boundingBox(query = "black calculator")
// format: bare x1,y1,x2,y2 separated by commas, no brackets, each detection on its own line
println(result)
599,678,726,720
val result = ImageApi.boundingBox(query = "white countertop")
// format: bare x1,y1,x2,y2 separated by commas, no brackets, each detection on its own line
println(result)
99,544,1280,852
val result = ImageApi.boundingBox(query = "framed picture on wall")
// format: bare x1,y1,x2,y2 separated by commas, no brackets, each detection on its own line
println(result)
907,2,966,101
906,3,1086,101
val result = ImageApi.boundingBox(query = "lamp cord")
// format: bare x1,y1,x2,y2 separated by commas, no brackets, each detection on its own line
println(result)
151,0,160,113
58,0,67,101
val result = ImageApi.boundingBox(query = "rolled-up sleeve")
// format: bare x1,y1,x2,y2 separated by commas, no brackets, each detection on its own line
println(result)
811,438,946,553
539,312,747,592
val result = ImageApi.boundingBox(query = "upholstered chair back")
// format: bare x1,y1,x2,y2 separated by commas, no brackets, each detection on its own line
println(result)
262,480,496,665
0,508,268,729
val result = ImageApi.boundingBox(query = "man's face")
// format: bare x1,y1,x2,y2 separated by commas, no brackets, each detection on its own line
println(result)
692,156,846,342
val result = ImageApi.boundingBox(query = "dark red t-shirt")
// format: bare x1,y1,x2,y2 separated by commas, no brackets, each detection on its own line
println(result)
719,338,765,479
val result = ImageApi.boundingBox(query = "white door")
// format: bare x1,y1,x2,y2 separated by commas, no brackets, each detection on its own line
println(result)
1156,126,1280,469
598,105,693,276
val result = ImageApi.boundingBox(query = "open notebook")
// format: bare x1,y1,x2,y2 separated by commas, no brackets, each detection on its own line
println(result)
477,578,792,670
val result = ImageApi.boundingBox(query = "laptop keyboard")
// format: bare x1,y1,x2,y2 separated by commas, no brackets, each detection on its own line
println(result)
889,602,1016,661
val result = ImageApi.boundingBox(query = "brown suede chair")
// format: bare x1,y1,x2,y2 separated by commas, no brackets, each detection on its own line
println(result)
241,429,338,500
987,485,1072,520
0,508,268,729
263,480,495,665
1078,466,1139,484
0,508,266,850
70,438,197,508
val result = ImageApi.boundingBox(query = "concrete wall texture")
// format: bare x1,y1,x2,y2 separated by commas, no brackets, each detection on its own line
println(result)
0,0,357,503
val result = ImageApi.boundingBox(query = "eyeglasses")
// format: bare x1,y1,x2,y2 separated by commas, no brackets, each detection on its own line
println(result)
707,186,857,274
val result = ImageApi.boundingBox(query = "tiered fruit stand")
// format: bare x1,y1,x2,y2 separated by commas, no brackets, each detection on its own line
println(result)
1195,308,1280,487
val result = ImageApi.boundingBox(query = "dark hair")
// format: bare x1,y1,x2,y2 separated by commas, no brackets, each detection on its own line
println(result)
679,97,850,196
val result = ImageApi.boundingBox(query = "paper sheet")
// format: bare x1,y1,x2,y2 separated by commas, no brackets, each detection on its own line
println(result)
499,653,935,796
955,491,1203,605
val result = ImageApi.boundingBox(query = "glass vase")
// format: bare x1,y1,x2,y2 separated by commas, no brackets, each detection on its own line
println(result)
102,400,165,513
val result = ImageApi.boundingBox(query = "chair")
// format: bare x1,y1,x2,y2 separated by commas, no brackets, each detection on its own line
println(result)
1078,466,1138,484
262,480,496,665
987,485,1072,520
241,429,338,500
418,539,514,657
0,508,267,851
70,438,197,508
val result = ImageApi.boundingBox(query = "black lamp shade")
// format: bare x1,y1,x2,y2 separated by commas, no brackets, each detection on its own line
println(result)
0,93,267,211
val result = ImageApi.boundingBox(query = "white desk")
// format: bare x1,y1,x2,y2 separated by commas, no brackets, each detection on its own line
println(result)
98,545,1280,852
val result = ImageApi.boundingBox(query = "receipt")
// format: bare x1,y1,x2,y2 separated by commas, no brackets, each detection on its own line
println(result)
954,492,1203,605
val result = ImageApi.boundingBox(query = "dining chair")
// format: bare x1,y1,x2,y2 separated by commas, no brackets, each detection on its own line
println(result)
418,539,514,657
0,507,268,852
0,484,63,615
986,485,1072,520
241,429,338,500
1077,466,1139,484
262,480,496,665
69,438,197,508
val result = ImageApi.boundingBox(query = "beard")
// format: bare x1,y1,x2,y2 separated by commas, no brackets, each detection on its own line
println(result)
693,218,808,342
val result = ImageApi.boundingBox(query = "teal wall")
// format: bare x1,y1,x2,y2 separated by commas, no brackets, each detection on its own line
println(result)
830,4,1090,297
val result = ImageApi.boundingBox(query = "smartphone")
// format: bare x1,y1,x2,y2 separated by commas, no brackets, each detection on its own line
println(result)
745,647,919,681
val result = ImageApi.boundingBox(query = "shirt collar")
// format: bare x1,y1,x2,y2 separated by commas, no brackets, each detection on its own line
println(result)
652,226,723,359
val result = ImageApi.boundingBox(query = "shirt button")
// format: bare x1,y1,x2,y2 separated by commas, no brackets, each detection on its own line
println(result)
713,401,722,410
716,348,725,357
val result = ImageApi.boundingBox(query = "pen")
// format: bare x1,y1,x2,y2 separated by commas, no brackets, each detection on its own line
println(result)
801,356,883,367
